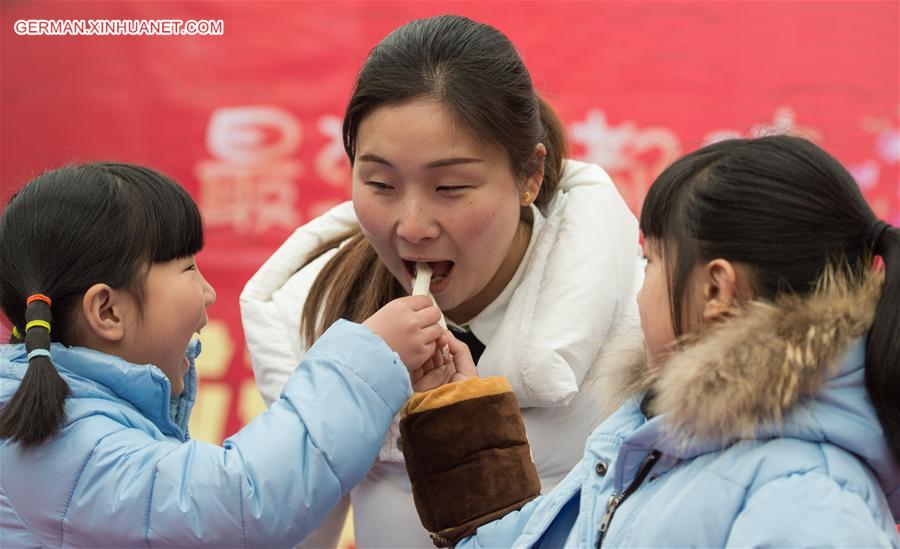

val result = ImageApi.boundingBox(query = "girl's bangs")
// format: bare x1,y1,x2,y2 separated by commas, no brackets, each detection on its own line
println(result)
100,163,204,263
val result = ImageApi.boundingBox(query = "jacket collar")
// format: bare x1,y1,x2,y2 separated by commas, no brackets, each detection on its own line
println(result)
1,339,200,440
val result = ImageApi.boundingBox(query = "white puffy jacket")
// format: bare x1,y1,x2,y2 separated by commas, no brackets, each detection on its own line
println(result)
240,159,644,547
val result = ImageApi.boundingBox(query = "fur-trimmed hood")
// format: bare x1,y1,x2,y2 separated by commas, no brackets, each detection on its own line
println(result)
613,269,900,515
465,270,900,547
644,270,881,441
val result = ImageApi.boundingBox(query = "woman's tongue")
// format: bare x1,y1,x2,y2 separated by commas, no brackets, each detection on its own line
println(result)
429,261,453,280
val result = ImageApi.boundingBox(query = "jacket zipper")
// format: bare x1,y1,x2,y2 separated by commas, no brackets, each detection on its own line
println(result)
596,450,661,548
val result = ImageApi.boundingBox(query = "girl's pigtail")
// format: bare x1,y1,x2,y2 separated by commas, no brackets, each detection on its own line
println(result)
865,223,900,459
0,295,71,447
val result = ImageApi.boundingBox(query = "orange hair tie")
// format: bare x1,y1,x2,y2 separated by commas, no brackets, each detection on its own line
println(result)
26,294,52,307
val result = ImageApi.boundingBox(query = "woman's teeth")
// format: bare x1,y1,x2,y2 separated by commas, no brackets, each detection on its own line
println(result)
409,260,453,285
413,264,447,284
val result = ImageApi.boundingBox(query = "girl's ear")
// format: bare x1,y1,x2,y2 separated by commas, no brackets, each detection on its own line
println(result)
701,259,740,322
522,143,546,205
80,283,129,342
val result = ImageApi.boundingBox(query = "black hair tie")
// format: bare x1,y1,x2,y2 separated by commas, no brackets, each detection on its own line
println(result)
869,220,891,253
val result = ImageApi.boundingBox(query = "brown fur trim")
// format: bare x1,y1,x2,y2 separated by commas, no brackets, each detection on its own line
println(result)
640,269,882,445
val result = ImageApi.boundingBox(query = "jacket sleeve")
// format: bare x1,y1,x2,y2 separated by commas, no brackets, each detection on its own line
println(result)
239,202,357,406
726,472,900,547
62,320,411,548
400,376,541,547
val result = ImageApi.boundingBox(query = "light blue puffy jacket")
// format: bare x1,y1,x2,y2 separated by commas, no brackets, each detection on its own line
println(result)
463,338,900,548
0,320,411,547
461,277,900,548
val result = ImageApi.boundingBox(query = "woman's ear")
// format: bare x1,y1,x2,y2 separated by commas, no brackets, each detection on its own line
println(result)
701,259,740,322
522,143,546,205
80,283,129,342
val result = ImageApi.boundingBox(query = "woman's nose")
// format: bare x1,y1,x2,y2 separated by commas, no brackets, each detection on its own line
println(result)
395,200,440,243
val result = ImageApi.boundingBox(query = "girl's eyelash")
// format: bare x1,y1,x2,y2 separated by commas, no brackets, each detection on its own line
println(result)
437,185,470,192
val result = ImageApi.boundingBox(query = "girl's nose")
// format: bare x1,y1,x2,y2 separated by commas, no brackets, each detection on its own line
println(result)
200,272,217,306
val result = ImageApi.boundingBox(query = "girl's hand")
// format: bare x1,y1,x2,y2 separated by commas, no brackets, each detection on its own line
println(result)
445,331,477,381
364,295,443,370
411,331,454,391
410,331,478,391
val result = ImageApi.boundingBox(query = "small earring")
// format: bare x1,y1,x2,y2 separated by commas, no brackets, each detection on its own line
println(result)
522,191,532,205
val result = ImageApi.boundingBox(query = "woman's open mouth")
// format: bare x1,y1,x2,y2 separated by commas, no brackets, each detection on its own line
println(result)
403,259,455,293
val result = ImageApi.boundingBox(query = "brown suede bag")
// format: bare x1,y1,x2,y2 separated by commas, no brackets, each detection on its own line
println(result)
399,377,541,547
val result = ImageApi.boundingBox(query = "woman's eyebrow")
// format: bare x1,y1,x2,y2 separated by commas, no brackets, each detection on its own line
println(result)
424,157,483,169
357,153,483,169
358,153,394,166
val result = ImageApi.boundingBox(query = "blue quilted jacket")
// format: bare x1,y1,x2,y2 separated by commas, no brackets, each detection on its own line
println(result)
0,320,411,547
461,277,900,548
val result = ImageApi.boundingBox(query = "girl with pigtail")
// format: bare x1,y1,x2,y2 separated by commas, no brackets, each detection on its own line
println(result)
0,162,449,547
400,136,900,547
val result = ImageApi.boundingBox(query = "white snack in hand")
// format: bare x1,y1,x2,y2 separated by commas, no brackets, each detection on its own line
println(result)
413,263,448,329
412,263,434,297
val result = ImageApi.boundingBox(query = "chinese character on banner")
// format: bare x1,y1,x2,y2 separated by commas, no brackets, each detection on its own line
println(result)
195,106,303,234
315,114,350,188
851,109,900,222
570,109,681,215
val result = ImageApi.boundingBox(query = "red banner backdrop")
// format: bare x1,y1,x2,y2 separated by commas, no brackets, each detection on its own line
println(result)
2,1,898,447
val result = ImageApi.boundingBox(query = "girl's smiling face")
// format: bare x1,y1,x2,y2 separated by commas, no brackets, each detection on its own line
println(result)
352,98,541,322
122,257,217,395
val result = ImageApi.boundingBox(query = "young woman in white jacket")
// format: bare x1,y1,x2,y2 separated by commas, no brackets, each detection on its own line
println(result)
240,15,643,548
